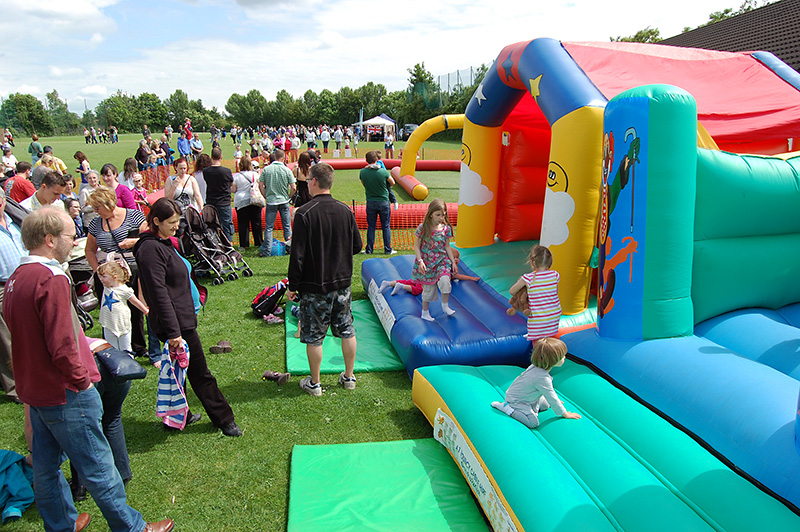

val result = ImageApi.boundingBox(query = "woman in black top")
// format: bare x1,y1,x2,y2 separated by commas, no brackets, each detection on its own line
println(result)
134,198,242,437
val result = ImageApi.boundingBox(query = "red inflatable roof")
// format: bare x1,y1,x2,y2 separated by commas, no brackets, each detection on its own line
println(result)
562,41,800,142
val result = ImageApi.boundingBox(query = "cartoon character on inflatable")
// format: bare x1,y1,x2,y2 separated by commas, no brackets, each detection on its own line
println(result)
597,130,640,317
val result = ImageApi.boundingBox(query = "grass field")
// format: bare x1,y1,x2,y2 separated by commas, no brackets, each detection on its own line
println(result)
0,134,464,531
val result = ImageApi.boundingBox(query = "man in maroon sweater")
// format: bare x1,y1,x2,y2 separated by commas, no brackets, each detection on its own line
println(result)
5,207,173,532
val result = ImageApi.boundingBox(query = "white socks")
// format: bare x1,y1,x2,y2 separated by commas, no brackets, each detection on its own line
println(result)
421,310,434,321
392,283,404,295
442,303,456,316
492,401,514,416
379,280,391,292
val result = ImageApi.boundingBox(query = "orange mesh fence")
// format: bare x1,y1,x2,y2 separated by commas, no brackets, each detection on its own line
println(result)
231,201,458,251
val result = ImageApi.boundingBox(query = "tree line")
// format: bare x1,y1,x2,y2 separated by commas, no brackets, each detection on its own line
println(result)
0,62,486,138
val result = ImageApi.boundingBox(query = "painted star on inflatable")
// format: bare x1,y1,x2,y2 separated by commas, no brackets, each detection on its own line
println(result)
529,74,543,102
103,290,119,312
501,52,515,82
474,83,487,107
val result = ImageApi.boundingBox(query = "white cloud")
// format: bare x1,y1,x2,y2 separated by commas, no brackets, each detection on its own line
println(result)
49,66,86,78
81,85,108,96
16,84,41,95
458,162,493,207
540,188,575,248
0,0,740,112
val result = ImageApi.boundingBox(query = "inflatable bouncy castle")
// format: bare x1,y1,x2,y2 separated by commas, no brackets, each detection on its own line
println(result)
386,39,800,531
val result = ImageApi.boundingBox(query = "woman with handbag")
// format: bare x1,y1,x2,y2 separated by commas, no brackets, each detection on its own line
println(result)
134,197,242,437
86,187,149,357
164,158,204,212
292,151,313,208
69,337,145,501
231,155,264,248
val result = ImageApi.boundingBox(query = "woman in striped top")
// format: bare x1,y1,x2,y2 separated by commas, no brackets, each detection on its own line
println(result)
508,245,561,343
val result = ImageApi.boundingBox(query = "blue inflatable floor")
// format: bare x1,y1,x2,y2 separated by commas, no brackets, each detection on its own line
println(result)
362,255,530,376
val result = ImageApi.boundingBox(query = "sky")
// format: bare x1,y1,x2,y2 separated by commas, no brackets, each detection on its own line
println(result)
0,0,745,114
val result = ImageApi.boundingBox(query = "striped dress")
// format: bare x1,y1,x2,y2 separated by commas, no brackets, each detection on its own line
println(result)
522,270,561,341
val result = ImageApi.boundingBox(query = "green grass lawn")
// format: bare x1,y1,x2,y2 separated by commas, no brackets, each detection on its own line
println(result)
0,134,464,531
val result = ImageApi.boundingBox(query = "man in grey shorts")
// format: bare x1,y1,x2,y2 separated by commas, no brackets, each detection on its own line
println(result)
286,162,362,396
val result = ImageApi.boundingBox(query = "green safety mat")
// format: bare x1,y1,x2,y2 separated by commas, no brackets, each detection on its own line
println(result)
285,299,404,374
456,239,597,328
288,439,490,532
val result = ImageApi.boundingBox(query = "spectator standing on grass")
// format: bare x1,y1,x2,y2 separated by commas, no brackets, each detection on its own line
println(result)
359,150,396,255
319,127,331,154
135,198,242,437
177,131,191,162
27,135,43,166
203,147,234,242
190,134,204,161
231,156,263,249
258,149,295,257
135,139,153,172
5,206,175,532
333,126,343,152
287,163,362,396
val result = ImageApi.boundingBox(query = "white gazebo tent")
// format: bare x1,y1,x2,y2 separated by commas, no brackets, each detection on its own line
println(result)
357,115,396,141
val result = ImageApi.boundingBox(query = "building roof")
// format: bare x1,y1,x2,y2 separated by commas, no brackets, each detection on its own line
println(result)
661,0,800,73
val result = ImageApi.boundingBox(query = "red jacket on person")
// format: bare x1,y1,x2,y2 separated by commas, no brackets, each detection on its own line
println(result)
4,257,100,406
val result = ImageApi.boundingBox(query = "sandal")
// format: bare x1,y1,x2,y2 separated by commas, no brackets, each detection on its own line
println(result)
263,314,284,324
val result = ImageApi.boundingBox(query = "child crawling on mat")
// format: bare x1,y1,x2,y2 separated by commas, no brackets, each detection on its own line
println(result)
379,247,479,297
491,337,581,429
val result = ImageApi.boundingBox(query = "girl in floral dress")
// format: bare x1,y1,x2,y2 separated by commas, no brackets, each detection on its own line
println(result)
412,199,458,321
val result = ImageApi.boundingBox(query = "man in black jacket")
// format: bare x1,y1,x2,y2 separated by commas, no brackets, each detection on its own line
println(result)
287,163,362,396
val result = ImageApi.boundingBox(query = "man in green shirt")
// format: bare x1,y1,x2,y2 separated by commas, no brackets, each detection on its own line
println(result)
359,150,396,254
258,149,296,257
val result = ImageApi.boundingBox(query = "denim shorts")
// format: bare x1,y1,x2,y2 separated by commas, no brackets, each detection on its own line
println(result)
298,287,355,346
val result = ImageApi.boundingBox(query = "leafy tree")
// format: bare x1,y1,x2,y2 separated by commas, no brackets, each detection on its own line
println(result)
135,93,169,131
610,26,662,43
273,90,295,125
335,86,360,125
0,93,54,136
225,89,267,127
45,90,81,134
81,109,96,128
355,82,388,119
317,89,337,125
164,89,191,130
95,91,138,131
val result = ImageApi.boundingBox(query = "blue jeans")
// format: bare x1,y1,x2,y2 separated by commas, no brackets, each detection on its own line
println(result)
30,387,145,532
146,316,162,365
366,200,392,253
214,203,234,244
260,202,292,256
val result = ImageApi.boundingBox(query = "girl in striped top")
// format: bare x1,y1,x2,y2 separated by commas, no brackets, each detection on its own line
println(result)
508,245,561,343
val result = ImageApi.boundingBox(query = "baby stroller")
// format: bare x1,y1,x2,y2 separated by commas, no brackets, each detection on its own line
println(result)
181,206,253,285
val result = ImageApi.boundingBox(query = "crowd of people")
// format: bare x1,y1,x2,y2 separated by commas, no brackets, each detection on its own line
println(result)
0,121,420,530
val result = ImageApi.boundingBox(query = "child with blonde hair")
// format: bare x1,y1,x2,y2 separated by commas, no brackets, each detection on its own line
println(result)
491,337,581,428
412,199,457,321
97,258,149,353
508,244,561,342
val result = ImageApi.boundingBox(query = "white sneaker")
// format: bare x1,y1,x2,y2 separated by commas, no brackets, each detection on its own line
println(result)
299,376,322,396
338,371,356,390
386,250,397,255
